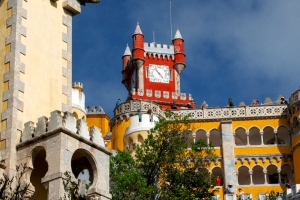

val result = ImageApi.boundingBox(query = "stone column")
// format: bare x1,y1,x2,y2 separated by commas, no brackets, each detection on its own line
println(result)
263,169,268,184
260,131,264,145
278,168,281,184
206,133,210,144
246,131,250,146
274,131,278,144
249,170,253,185
136,61,144,96
192,133,196,143
221,120,237,191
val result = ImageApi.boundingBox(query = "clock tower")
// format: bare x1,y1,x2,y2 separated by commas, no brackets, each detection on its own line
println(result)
122,24,195,109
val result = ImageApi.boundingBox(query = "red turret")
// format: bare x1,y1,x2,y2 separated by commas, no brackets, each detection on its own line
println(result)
172,29,186,75
132,23,145,67
122,44,131,90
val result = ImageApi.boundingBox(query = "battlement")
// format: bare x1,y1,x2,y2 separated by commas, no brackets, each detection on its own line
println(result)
144,42,174,54
86,106,106,114
72,82,83,89
72,88,85,113
20,110,105,147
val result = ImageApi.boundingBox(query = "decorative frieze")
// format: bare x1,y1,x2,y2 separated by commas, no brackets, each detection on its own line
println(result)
112,100,287,125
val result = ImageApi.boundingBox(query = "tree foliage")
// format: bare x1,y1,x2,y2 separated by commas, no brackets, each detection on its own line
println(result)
0,164,34,200
110,110,218,200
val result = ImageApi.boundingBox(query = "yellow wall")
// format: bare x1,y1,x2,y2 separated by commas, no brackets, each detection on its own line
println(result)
86,114,110,136
292,134,300,184
293,147,300,184
111,118,131,151
190,121,221,131
0,0,11,135
20,0,69,125
235,146,291,156
232,118,289,131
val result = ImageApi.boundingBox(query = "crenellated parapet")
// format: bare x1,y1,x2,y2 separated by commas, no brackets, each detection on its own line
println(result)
86,106,106,114
72,82,83,89
144,42,174,60
20,110,105,148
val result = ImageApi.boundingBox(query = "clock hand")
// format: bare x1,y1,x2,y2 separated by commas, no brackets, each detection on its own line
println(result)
155,68,163,78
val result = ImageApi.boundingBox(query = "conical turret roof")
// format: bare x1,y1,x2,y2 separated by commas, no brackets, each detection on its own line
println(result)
134,23,143,35
173,29,183,39
123,44,131,56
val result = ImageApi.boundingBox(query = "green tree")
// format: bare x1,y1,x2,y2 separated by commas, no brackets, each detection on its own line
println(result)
110,110,217,200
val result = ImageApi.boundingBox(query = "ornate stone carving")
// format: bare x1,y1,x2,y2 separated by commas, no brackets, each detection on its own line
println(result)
174,63,185,75
146,89,152,97
155,90,161,98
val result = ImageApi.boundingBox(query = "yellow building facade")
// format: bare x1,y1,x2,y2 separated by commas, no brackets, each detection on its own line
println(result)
109,97,300,199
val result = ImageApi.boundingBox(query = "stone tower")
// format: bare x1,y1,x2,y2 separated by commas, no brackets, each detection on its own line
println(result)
0,0,111,199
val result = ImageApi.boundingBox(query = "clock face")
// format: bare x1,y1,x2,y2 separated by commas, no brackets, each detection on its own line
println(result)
149,64,170,83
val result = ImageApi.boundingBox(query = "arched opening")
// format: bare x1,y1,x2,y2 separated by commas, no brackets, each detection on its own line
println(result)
137,134,144,144
277,126,289,145
267,165,278,184
235,127,247,146
280,164,293,184
71,149,97,191
210,129,221,147
212,167,223,186
30,147,48,200
73,112,79,120
252,165,264,184
238,166,250,185
195,129,206,142
128,137,134,151
263,126,275,145
249,127,261,145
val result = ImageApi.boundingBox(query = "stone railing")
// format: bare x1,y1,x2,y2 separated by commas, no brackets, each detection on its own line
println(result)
174,105,287,120
113,100,164,117
113,100,287,120
21,110,105,147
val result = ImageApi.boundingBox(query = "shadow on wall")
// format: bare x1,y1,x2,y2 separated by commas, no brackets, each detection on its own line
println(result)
30,148,48,200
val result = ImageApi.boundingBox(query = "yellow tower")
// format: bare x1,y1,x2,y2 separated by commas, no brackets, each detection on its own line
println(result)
0,0,81,176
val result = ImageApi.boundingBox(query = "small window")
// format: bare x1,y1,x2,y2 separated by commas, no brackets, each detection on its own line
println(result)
169,69,173,80
146,67,149,78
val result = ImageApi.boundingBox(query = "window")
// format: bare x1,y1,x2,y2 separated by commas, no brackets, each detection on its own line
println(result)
169,69,173,80
146,67,149,78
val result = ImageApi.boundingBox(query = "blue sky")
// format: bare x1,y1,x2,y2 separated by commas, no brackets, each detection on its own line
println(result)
72,0,300,118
